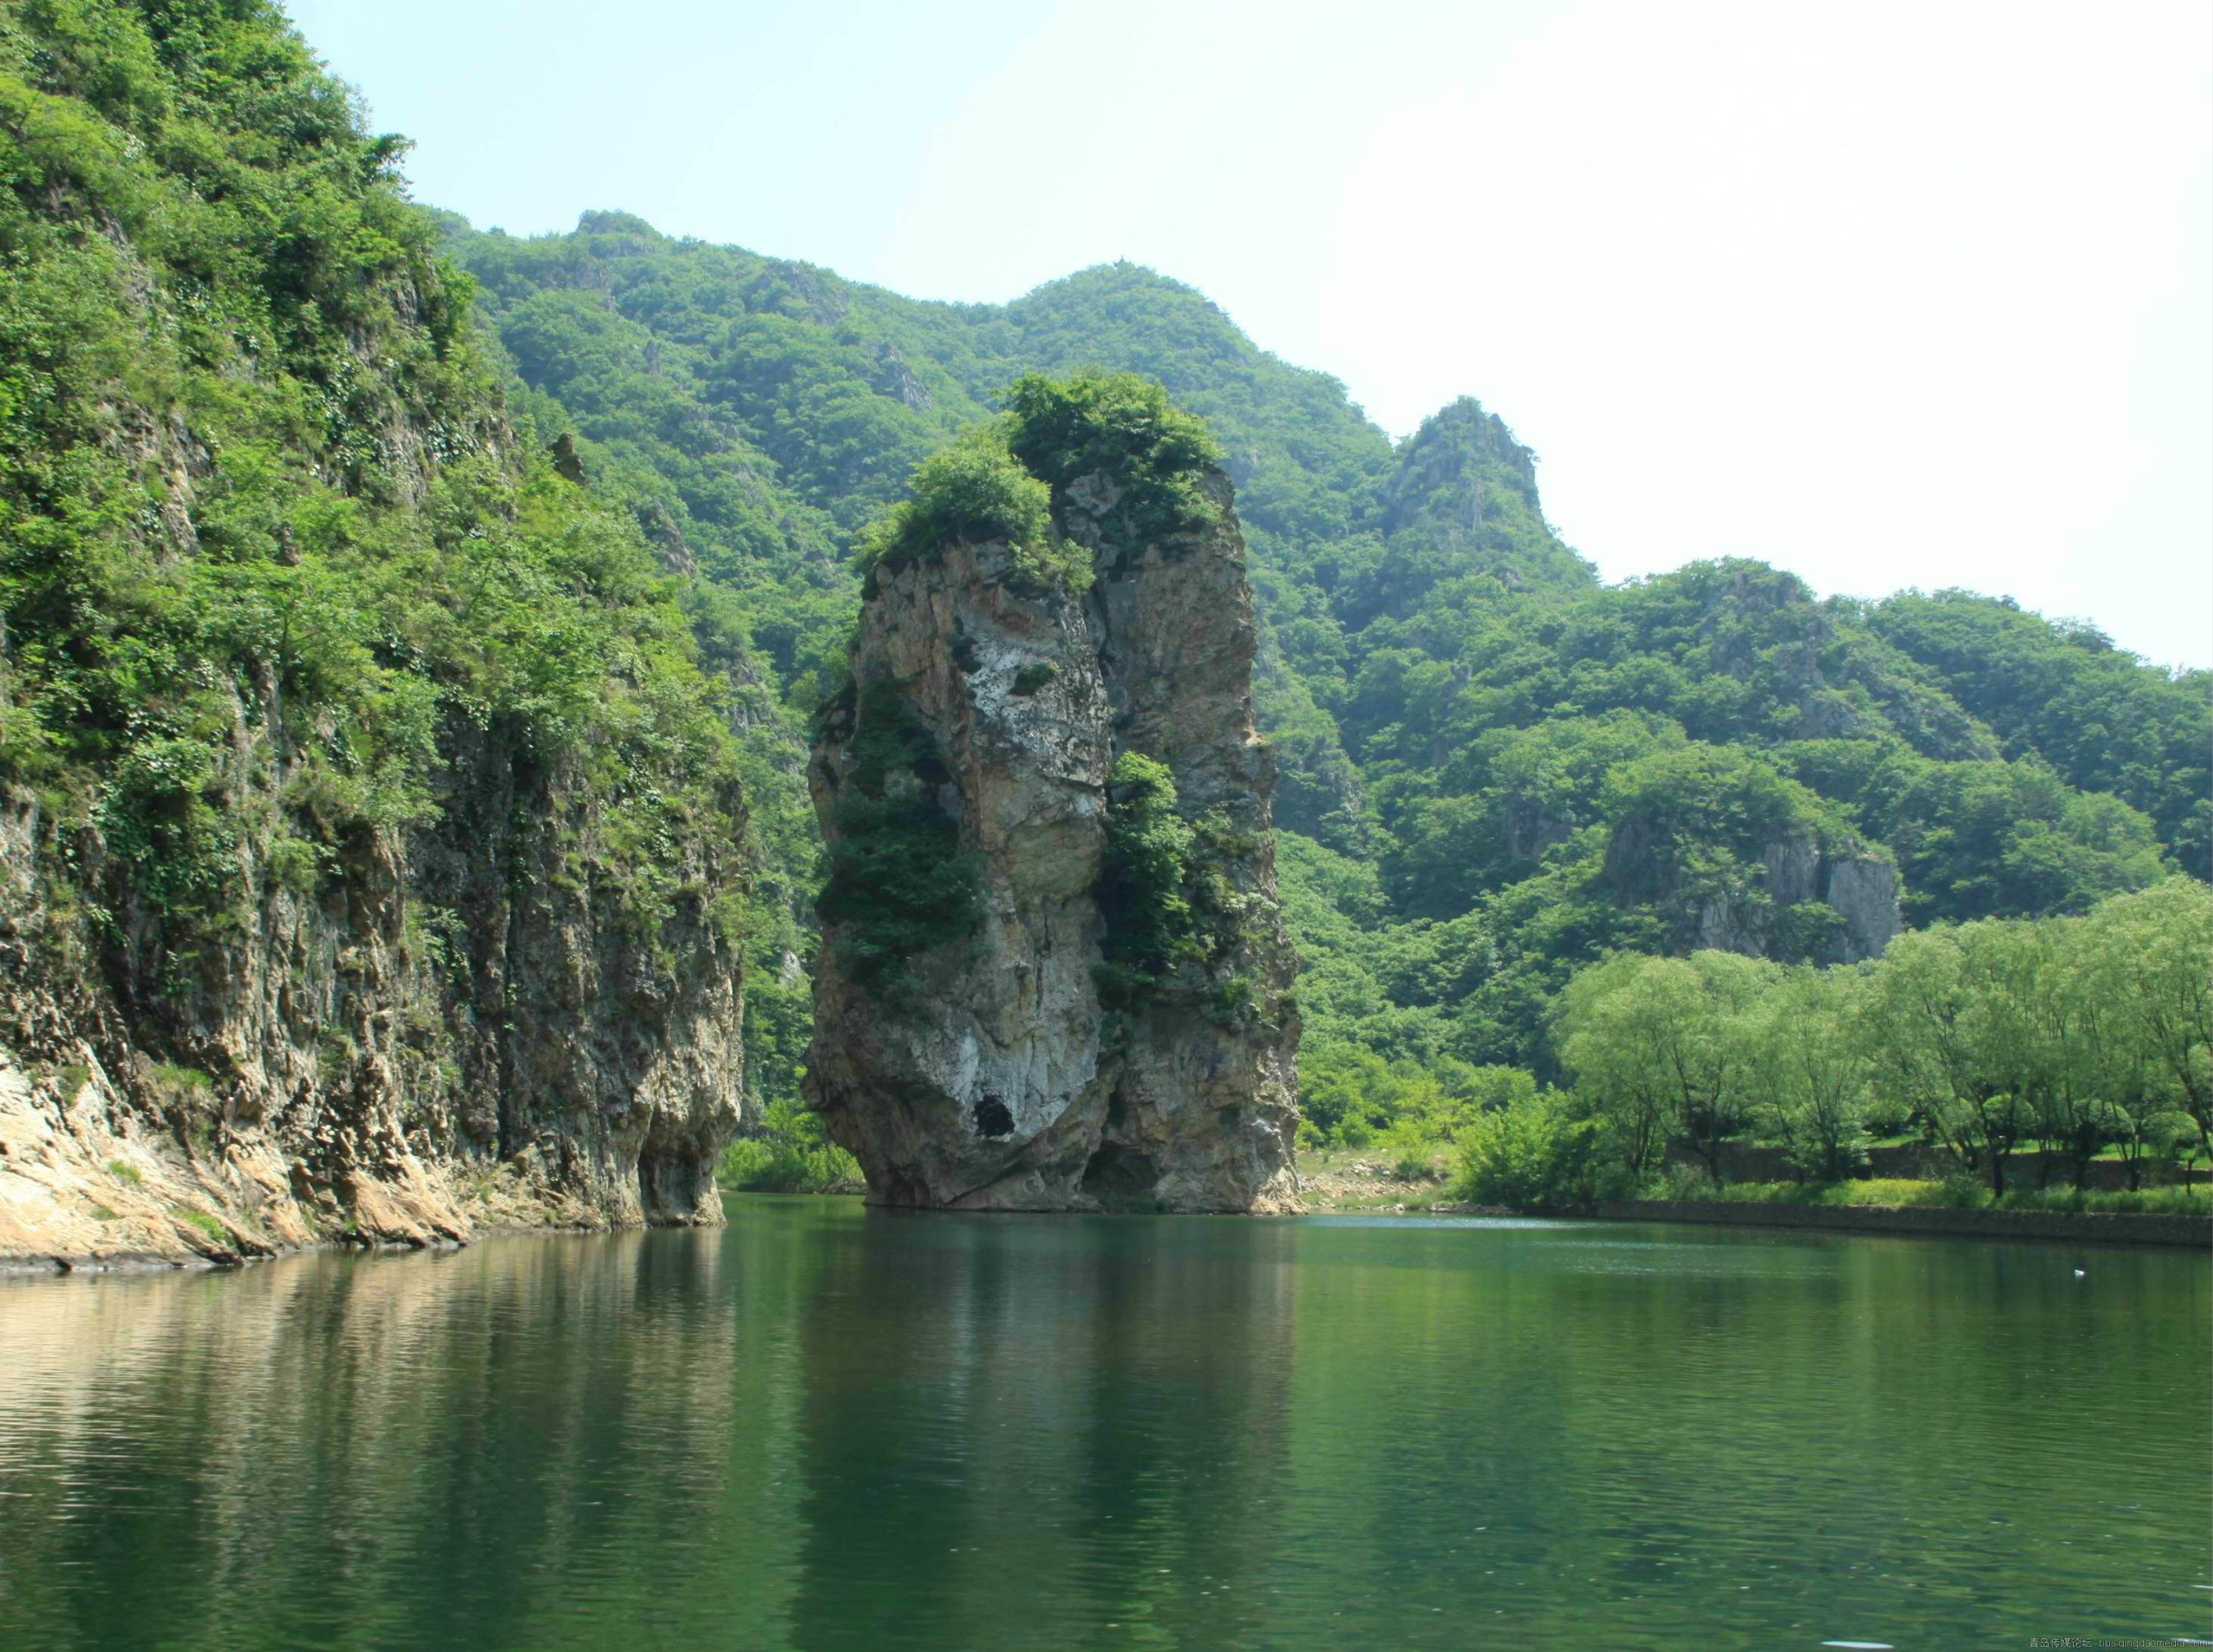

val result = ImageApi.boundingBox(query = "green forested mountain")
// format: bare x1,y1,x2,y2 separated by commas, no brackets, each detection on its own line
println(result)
2,0,2198,1160
436,211,2206,1125
0,2,758,1243
0,9,744,965
1861,589,2211,873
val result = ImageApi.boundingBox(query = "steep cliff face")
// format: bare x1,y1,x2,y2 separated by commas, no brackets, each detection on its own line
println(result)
0,5,744,1268
0,744,743,1268
1604,814,1903,965
805,393,1300,1212
1690,831,1903,962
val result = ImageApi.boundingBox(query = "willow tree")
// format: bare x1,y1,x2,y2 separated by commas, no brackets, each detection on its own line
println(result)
2074,880,2213,1173
1556,950,1776,1184
1865,924,2032,1193
1752,964,1873,1182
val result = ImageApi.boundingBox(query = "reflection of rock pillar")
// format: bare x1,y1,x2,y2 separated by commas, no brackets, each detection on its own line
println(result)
784,1216,1300,1645
1065,1216,1300,1631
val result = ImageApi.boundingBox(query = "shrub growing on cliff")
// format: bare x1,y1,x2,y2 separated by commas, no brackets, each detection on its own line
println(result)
1003,371,1225,548
855,431,1087,596
1096,751,1200,997
816,682,981,987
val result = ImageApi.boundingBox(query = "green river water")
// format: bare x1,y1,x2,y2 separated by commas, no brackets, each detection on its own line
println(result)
1,1201,2206,1650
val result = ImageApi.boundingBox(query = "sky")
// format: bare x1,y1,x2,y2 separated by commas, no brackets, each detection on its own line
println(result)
287,0,2213,669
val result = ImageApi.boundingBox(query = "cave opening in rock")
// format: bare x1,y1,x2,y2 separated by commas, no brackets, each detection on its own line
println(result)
1080,1143,1160,1207
972,1094,1014,1137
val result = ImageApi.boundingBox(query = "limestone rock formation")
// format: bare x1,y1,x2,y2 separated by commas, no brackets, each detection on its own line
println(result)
806,459,1301,1212
0,741,744,1271
1606,812,1903,964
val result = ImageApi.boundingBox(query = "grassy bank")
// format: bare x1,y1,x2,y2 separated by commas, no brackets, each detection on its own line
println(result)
1684,1178,2210,1216
1589,1197,2209,1248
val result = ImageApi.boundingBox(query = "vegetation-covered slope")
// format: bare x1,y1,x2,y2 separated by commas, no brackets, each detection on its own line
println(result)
0,1,749,1254
442,211,2203,1130
1,7,2199,1224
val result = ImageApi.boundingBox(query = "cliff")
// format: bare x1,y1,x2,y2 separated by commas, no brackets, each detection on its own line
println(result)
1605,804,1903,966
805,377,1301,1211
0,5,744,1268
0,742,744,1268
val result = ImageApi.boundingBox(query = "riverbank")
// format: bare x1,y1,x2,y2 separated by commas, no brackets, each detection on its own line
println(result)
0,1210,720,1279
1297,1149,1462,1213
17,1166,2204,1269
1294,1149,2210,1245
1587,1198,2209,1248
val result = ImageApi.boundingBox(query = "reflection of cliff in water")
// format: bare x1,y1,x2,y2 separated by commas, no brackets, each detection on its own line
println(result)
4,1210,2204,1649
789,1214,1299,1646
0,1230,813,1647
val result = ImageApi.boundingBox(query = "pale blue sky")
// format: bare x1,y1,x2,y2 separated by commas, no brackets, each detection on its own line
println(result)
289,0,2212,668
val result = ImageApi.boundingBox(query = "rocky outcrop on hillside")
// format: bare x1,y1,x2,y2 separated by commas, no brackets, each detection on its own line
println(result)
1686,831,1903,962
805,459,1301,1212
1604,815,1903,964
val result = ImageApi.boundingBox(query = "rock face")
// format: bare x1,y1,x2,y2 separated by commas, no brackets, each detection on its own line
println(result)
1684,829,1902,963
0,741,744,1271
806,469,1301,1212
1606,815,1903,964
1757,830,1903,960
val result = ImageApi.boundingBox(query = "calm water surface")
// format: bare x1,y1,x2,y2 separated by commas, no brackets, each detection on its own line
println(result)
1,1202,2206,1650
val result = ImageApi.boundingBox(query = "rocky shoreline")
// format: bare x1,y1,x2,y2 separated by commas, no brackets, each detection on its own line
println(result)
0,1045,725,1277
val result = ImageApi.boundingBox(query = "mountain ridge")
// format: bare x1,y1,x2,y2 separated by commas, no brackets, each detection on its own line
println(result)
436,206,2204,1108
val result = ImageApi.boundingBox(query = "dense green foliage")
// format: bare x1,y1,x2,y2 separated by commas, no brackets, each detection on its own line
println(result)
714,1095,861,1193
1091,745,1274,1025
1097,751,1198,989
1000,370,1225,546
1863,590,2210,877
1492,877,2212,1206
813,682,980,990
12,3,2201,1165
853,428,1080,596
1600,1175,2208,1216
1454,1089,1606,1212
0,3,741,1004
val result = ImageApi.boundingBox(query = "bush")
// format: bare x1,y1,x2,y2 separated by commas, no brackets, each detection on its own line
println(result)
1644,1162,1719,1201
1097,751,1199,987
1455,1091,1610,1212
268,834,323,896
1002,371,1225,548
716,1099,861,1193
148,1062,213,1096
1684,1178,1956,1208
1993,1184,2212,1216
816,682,982,988
1640,1177,2210,1215
1380,1116,1442,1182
855,431,1087,595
